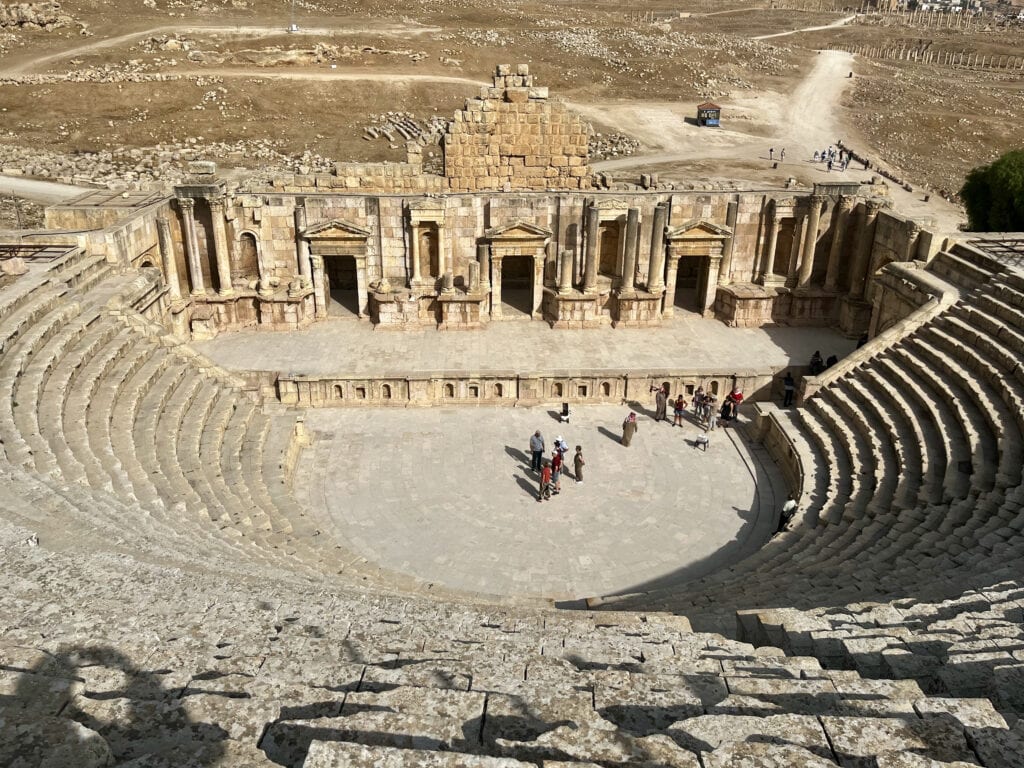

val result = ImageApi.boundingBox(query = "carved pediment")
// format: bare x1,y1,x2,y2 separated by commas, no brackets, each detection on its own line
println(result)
664,219,732,240
484,219,553,240
302,219,371,239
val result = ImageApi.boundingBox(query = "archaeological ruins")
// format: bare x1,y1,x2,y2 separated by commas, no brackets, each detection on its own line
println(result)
2,53,1024,768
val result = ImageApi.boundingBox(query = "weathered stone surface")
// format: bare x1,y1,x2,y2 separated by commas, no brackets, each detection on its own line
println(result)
821,716,976,767
0,716,112,768
702,742,839,767
303,740,533,767
667,714,833,760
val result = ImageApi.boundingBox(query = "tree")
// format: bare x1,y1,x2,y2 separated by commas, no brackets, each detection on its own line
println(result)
960,150,1024,232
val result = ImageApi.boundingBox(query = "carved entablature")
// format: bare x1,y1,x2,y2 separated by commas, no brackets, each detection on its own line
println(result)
665,219,732,258
301,219,371,256
591,199,630,221
407,199,446,226
484,220,553,243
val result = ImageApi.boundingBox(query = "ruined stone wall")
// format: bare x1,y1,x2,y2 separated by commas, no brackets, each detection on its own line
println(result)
443,65,590,193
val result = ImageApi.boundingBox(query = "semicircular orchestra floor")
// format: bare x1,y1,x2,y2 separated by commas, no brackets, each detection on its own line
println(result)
292,404,782,601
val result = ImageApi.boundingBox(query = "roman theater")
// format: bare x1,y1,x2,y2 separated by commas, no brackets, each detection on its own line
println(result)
1,0,1024,765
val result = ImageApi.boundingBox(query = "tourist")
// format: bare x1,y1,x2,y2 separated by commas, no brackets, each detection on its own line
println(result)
720,396,736,426
693,385,704,415
827,159,833,173
782,371,795,407
554,435,569,461
776,494,798,533
673,394,687,427
826,354,838,369
551,449,563,495
780,147,786,161
708,408,719,431
813,151,819,162
809,350,824,375
529,430,545,472
769,147,774,161
574,445,585,484
704,393,717,426
653,382,668,422
538,460,552,502
621,412,638,446
694,432,710,451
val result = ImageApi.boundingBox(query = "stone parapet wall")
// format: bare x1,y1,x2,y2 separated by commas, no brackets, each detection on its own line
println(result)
275,370,771,408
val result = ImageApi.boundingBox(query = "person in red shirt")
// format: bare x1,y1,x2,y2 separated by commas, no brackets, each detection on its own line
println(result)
538,461,552,502
551,449,563,495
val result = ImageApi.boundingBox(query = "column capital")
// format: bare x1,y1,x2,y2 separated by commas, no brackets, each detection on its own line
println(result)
177,197,195,212
865,198,886,215
808,194,827,206
207,197,225,212
838,195,858,212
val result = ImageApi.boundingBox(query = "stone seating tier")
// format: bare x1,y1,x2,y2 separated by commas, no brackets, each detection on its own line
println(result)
3,515,1023,768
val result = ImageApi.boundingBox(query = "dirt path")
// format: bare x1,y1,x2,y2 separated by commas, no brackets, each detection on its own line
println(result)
179,68,488,87
753,14,856,40
3,21,441,76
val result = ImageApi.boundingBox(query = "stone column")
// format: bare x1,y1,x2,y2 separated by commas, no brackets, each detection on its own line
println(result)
310,254,328,319
354,257,368,318
468,260,480,292
663,253,680,319
490,254,503,319
905,221,922,262
719,200,739,285
437,223,449,278
798,195,825,288
294,206,312,283
155,216,182,303
207,198,234,296
583,206,599,292
178,197,205,295
849,200,883,299
648,202,668,292
558,249,574,294
620,208,640,293
532,246,545,317
824,196,855,290
759,210,780,283
703,255,723,316
477,242,491,287
785,214,807,288
410,224,421,284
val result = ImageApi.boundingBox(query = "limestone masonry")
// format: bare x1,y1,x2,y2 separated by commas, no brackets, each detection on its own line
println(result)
1,62,1024,767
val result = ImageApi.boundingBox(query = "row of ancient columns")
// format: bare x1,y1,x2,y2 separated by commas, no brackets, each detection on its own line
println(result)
578,203,672,293
757,195,883,296
173,196,234,297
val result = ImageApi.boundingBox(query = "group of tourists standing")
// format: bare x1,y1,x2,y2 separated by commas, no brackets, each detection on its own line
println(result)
529,431,584,502
628,382,743,448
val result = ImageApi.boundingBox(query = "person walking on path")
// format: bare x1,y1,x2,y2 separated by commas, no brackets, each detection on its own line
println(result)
573,445,585,484
653,383,668,423
768,147,774,161
538,461,552,502
621,412,638,446
782,371,795,407
780,147,786,161
529,430,545,472
551,449,563,495
672,394,687,427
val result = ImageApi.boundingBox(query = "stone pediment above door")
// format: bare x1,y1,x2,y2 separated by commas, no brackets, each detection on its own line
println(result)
302,219,372,240
664,219,733,241
484,220,553,242
302,219,371,257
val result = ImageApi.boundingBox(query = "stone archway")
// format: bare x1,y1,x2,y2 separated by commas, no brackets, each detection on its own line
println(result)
302,219,371,320
483,220,552,321
664,220,732,319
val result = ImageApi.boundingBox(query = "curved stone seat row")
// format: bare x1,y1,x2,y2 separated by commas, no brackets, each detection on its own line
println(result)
2,514,1020,768
603,251,1024,635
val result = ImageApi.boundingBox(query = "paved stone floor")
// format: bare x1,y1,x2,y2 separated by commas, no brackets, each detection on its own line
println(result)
195,316,857,377
292,404,784,601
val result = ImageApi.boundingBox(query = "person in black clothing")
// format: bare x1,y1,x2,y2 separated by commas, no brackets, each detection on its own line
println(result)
782,371,795,407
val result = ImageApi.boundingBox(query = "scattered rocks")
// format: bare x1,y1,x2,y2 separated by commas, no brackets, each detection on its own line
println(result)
589,132,640,161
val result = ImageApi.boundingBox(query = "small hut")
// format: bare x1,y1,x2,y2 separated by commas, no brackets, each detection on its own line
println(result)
696,102,721,127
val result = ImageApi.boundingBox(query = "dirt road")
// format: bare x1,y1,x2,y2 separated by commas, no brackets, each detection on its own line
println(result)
0,176,88,204
753,14,856,40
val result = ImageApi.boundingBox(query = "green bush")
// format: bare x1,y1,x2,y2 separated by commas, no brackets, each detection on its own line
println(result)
960,150,1024,232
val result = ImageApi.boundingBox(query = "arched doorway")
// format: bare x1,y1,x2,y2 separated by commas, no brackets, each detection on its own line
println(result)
235,232,259,283
500,255,533,317
324,255,359,317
